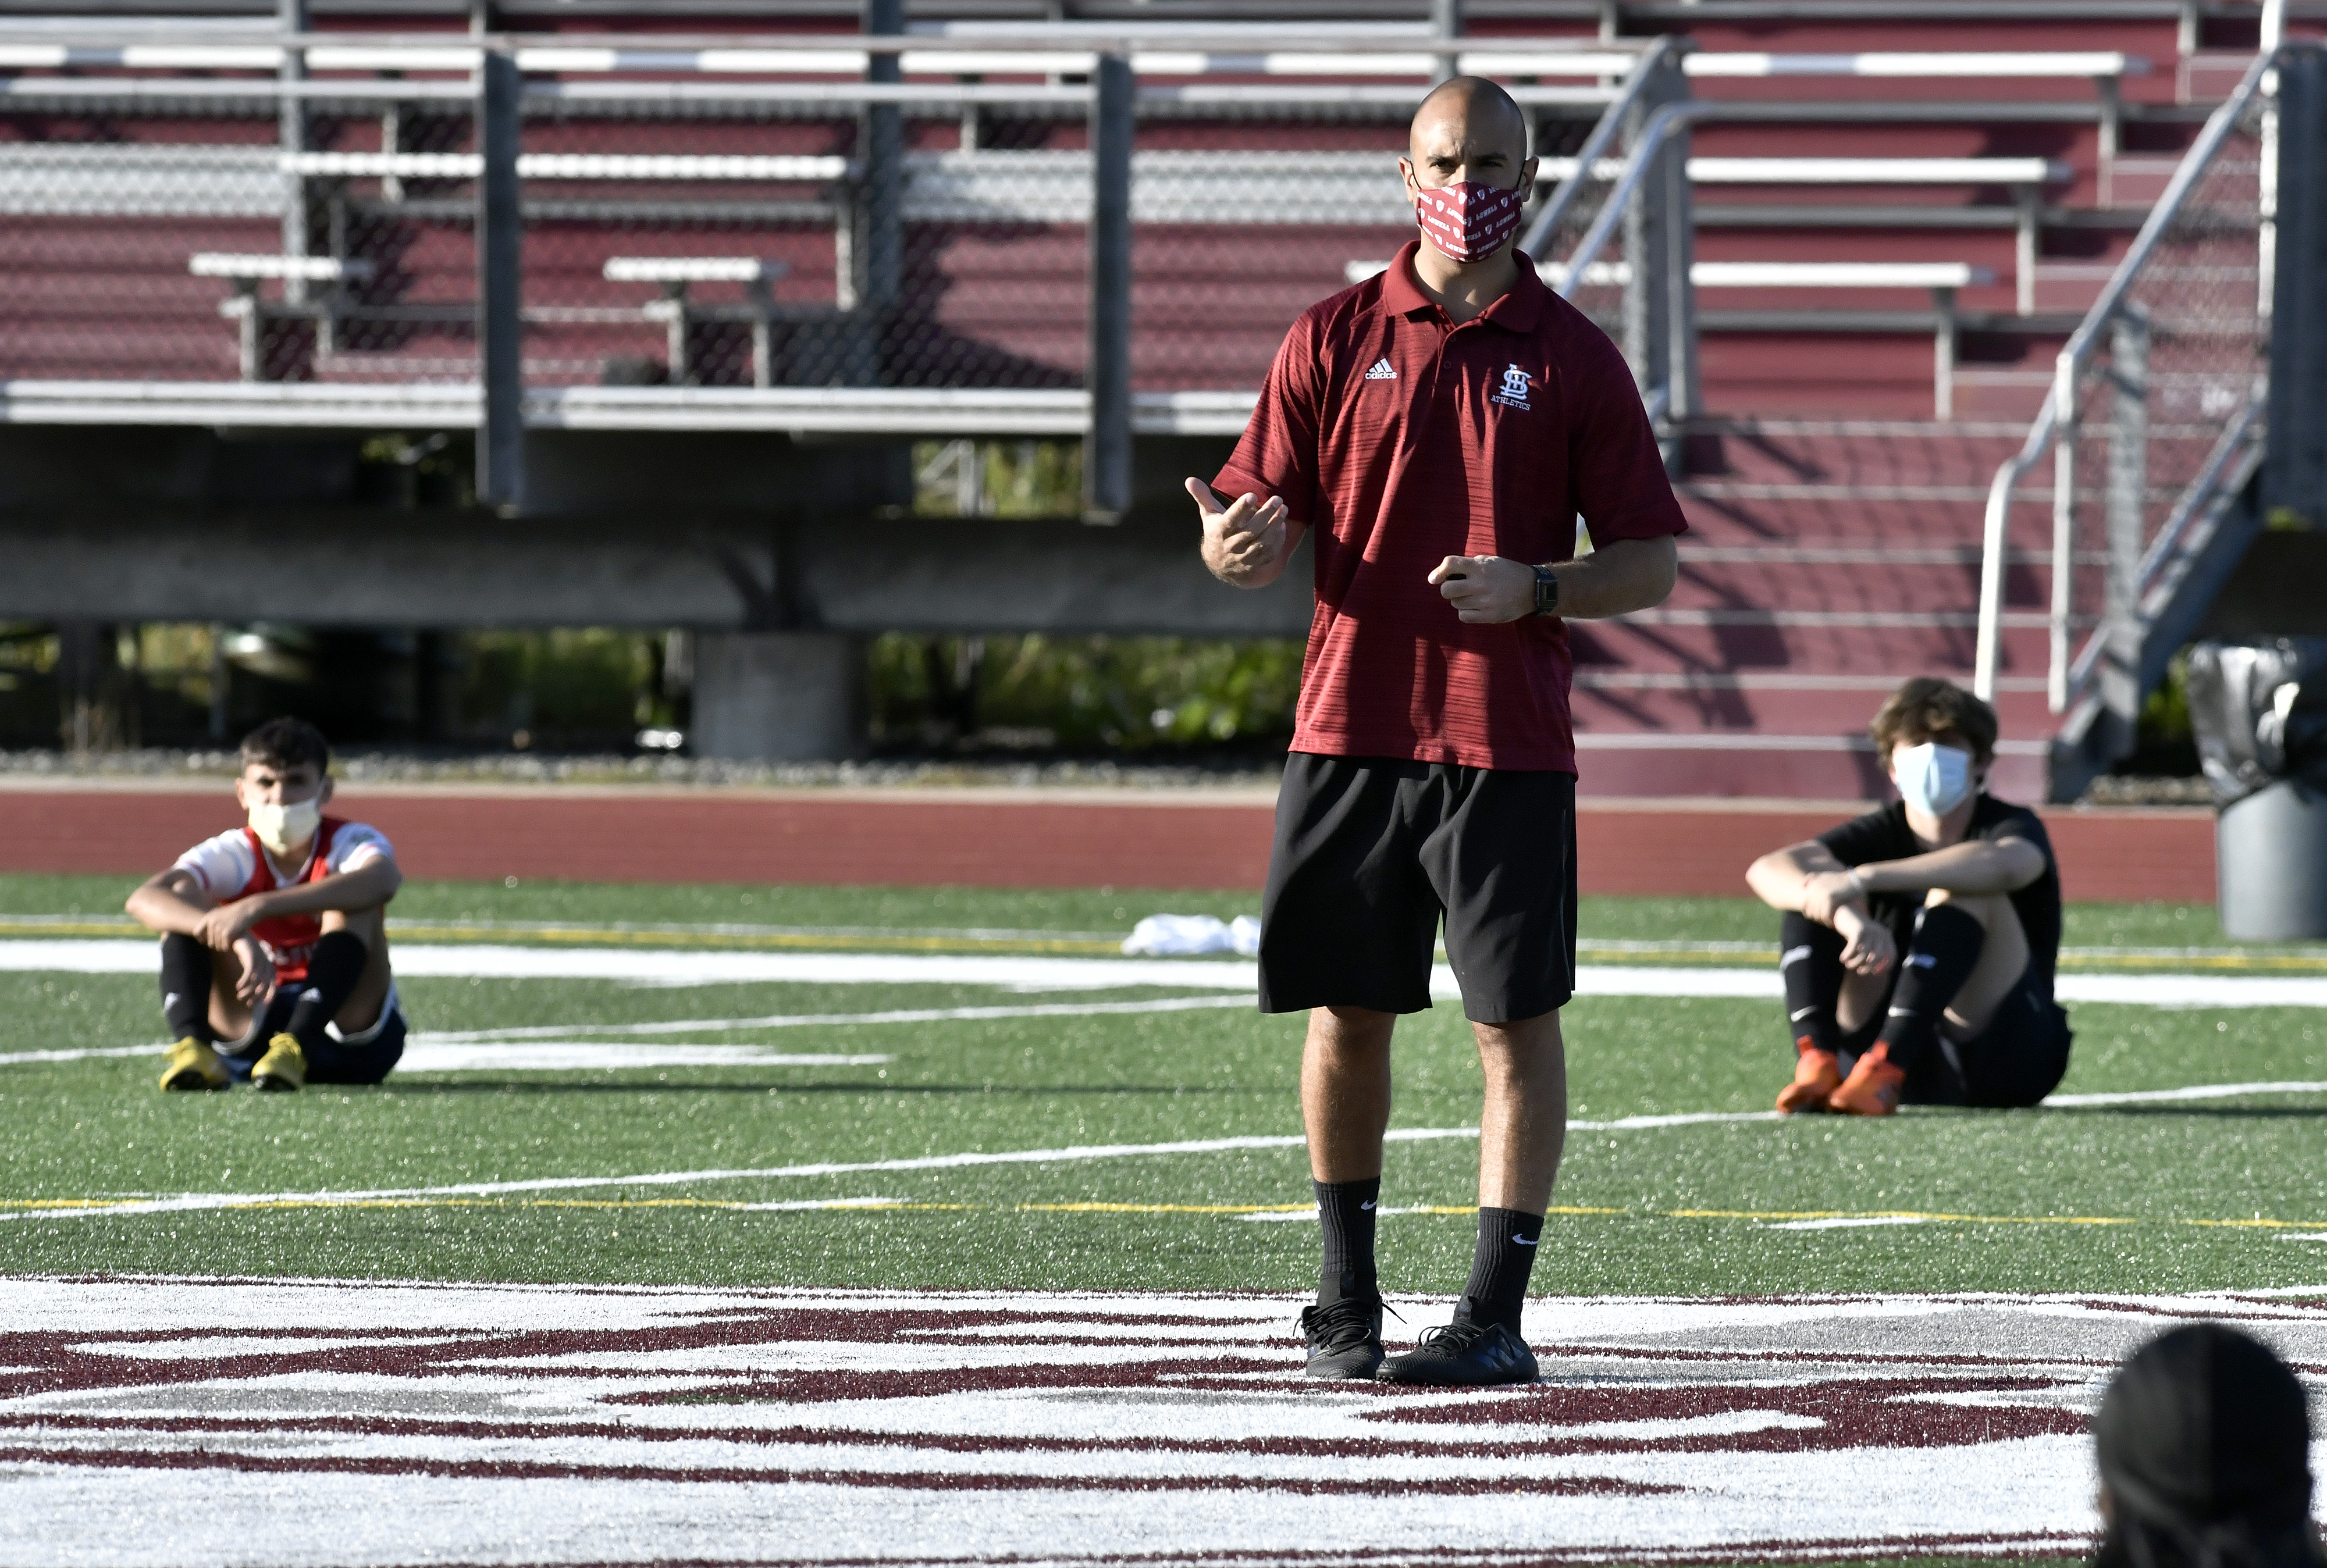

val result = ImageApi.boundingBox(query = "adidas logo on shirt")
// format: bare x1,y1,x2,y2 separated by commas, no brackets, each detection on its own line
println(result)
1363,358,1397,381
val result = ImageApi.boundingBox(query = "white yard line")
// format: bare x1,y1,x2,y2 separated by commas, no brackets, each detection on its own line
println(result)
0,1128,1465,1222
7,940,2325,1007
2045,1080,2327,1106
429,993,1254,1042
12,1079,2325,1224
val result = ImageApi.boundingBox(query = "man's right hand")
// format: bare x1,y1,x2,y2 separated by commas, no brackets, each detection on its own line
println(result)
1187,477,1289,588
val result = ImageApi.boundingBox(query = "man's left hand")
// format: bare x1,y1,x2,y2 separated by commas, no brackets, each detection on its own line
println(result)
194,903,255,952
1428,555,1535,624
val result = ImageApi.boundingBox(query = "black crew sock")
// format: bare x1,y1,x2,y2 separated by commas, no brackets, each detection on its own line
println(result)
1778,911,1847,1057
159,932,216,1045
1314,1177,1380,1304
1874,904,1987,1071
283,931,369,1052
1457,1206,1543,1334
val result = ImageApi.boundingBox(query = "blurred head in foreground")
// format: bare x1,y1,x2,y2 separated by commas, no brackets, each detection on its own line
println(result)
2093,1323,2322,1568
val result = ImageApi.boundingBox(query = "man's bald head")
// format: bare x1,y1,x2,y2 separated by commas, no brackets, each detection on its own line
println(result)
1409,76,1529,164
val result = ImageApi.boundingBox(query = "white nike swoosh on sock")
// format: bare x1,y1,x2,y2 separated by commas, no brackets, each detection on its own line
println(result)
1789,1006,1817,1021
1513,1235,1536,1246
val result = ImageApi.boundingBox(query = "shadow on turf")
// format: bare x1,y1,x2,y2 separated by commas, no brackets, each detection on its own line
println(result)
2044,1104,2327,1120
388,1079,1247,1096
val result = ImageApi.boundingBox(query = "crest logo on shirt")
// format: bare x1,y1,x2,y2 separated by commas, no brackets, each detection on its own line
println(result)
1490,362,1534,411
1363,358,1398,381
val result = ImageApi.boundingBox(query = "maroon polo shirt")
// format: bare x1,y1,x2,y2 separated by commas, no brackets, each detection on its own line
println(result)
1215,239,1687,774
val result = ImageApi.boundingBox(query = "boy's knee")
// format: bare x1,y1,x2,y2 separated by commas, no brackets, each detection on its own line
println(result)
1924,888,2005,928
318,907,384,943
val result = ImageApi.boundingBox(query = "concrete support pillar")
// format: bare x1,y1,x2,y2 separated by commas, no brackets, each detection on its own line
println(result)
691,632,866,762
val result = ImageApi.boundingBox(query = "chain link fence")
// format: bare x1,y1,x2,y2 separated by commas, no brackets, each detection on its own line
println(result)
0,48,1646,412
2050,76,2268,705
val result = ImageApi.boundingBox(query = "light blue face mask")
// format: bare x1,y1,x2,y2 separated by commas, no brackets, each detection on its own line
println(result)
1892,741,1974,816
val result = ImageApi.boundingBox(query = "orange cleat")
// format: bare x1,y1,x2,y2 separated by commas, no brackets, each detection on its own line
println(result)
1827,1043,1906,1117
1776,1042,1842,1114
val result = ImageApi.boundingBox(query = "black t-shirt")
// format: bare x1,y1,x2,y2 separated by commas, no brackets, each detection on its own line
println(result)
1816,794,2063,993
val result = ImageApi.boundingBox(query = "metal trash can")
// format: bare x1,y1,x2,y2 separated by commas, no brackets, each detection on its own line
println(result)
2188,639,2327,940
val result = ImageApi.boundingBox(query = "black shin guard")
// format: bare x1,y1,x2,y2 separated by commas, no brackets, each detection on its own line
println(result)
1314,1177,1380,1303
1778,911,1847,1056
1875,904,1987,1070
284,931,370,1050
1458,1206,1543,1333
159,932,216,1043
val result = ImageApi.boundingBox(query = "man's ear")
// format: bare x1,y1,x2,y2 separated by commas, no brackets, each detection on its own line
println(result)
1398,155,1421,199
233,775,254,812
318,776,336,808
1518,154,1540,204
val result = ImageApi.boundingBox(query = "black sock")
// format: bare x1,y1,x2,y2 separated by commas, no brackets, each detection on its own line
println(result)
1875,904,1987,1070
1314,1177,1380,1303
159,933,216,1044
1778,911,1846,1057
1458,1206,1542,1334
284,931,369,1051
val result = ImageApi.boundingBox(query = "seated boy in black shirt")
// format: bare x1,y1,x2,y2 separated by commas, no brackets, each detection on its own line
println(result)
1745,678,2071,1116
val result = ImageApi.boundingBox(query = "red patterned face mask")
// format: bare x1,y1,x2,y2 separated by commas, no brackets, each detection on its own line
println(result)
1412,179,1525,263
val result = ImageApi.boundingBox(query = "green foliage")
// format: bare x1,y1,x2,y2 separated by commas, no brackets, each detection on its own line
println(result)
912,440,1083,518
456,629,663,742
2141,650,2193,746
870,633,1303,750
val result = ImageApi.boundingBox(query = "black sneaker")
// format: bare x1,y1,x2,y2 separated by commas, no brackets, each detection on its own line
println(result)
1376,1307,1538,1387
1297,1293,1385,1380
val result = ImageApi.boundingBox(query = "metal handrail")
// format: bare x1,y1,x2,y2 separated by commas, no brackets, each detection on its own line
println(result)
1550,98,1714,302
1517,37,1683,261
1969,44,2278,702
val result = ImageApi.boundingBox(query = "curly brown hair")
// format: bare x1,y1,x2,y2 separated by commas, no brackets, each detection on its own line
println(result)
1868,678,1998,763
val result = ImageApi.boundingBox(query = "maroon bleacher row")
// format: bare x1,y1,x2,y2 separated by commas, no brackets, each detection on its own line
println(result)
0,4,2290,800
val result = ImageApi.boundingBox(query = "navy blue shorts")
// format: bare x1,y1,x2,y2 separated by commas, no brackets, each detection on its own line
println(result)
218,986,407,1086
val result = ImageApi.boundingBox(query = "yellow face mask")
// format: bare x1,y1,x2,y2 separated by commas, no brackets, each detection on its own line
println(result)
247,797,322,856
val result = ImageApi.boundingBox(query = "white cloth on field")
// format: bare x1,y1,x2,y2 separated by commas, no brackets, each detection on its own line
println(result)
1122,914,1262,958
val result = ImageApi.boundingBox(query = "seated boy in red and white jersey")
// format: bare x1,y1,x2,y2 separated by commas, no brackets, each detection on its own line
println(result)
126,717,407,1093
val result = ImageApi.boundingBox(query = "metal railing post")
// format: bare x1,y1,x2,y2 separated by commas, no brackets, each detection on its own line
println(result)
2266,45,2326,526
1083,49,1134,523
278,0,308,311
2048,355,2078,714
851,0,904,387
475,47,525,514
1661,84,1700,437
1621,54,1687,401
2100,308,2150,749
1431,0,1462,86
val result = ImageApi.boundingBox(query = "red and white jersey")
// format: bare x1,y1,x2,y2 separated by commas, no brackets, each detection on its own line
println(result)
173,817,393,982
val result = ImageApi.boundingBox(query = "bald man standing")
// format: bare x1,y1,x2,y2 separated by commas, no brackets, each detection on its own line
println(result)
1189,79,1686,1385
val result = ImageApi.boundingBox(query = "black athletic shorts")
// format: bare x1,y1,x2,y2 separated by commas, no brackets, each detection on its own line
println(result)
1257,753,1577,1024
216,985,408,1086
1839,968,2073,1109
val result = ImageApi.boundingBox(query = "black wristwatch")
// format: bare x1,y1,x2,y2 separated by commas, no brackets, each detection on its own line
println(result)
1532,563,1560,617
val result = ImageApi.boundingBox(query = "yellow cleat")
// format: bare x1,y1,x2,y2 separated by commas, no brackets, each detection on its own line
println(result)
251,1034,307,1093
159,1037,230,1093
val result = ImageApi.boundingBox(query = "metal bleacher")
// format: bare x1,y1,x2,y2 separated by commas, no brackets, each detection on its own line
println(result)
0,0,2312,787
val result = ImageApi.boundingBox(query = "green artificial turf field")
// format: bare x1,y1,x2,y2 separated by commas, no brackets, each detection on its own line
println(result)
3,872,2323,1298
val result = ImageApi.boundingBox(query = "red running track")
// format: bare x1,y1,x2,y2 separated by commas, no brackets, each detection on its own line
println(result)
0,785,2214,903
